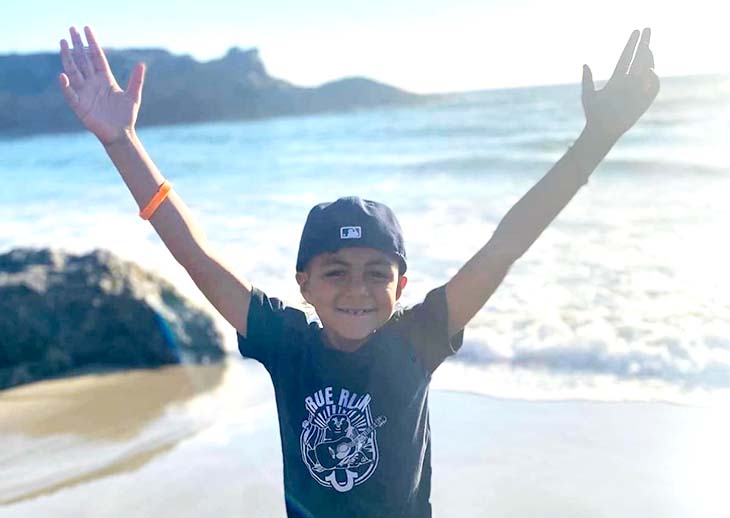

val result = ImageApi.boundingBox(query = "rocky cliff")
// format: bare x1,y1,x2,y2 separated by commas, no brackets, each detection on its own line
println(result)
0,47,422,136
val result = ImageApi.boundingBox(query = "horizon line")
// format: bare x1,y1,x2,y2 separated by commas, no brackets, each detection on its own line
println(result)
1,46,727,96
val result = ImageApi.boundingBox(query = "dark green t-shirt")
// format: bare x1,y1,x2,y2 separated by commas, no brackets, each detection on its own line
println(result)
237,285,463,517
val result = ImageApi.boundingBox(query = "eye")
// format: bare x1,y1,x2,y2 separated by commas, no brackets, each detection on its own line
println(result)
324,270,346,278
368,270,391,281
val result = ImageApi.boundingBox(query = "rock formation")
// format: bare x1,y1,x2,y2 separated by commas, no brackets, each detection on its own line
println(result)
0,248,224,390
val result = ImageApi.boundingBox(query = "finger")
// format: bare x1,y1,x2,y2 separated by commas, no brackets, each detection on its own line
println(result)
60,39,84,89
84,26,112,76
629,27,653,76
642,26,651,47
631,45,655,76
58,73,80,108
69,26,94,79
611,29,641,80
126,62,146,104
581,64,595,101
642,69,660,100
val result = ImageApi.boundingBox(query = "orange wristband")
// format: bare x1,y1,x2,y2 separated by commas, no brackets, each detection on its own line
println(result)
140,181,173,220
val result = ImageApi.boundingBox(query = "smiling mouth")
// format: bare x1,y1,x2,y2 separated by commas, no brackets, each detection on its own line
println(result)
336,308,377,316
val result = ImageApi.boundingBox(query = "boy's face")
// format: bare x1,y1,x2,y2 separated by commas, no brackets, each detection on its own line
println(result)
296,247,407,352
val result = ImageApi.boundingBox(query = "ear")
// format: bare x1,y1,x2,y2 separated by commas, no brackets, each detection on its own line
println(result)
395,275,408,300
295,271,313,304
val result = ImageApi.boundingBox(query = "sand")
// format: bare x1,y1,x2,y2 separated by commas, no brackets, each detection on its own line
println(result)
0,360,726,517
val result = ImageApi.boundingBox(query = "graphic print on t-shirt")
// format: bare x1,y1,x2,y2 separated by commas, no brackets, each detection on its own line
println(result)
300,386,386,493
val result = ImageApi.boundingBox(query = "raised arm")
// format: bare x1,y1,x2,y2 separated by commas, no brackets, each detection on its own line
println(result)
59,26,252,336
445,28,660,337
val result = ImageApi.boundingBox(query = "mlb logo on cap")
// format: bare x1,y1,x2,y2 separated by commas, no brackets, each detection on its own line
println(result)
340,226,362,239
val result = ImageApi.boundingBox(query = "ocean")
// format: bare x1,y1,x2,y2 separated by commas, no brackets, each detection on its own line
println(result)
2,73,728,405
1,74,729,516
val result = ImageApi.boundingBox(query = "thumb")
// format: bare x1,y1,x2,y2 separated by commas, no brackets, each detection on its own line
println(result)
58,73,80,109
581,64,595,100
126,62,146,104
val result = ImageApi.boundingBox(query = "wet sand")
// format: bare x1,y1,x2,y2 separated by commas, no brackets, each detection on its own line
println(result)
1,364,226,441
1,360,727,517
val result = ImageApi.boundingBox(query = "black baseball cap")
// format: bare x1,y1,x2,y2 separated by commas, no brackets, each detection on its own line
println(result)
296,196,407,274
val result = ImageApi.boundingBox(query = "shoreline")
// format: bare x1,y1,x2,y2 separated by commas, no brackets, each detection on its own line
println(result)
1,364,725,517
3,354,724,409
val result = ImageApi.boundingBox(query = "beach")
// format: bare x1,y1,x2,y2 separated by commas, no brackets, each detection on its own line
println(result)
1,360,726,517
1,73,729,517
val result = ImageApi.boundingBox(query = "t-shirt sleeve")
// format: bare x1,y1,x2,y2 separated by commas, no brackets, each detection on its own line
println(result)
391,284,464,375
236,286,309,370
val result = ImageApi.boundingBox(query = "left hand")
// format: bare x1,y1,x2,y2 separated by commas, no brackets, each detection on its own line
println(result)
582,28,660,144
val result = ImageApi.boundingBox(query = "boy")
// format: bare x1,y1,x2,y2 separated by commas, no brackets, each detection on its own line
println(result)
58,26,659,517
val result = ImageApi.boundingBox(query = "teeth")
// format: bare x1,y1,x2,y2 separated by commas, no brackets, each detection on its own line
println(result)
338,309,374,315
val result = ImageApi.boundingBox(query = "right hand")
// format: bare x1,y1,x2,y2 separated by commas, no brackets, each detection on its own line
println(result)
59,26,146,146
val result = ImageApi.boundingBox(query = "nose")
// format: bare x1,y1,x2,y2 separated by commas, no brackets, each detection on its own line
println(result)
345,273,369,296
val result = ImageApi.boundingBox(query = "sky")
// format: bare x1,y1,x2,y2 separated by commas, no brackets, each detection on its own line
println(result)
4,0,726,94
